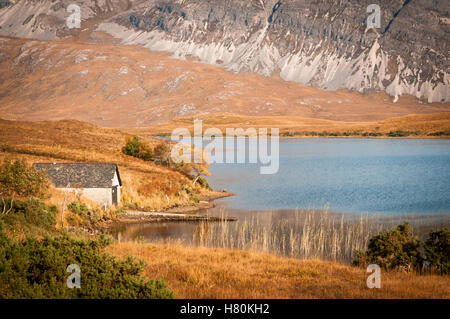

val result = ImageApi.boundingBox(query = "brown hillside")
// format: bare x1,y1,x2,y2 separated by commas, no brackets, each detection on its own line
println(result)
110,242,450,299
125,112,450,137
0,34,449,128
0,119,216,212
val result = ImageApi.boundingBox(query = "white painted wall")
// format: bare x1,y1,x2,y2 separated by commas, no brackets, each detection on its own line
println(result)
58,170,122,208
63,188,113,208
111,171,121,205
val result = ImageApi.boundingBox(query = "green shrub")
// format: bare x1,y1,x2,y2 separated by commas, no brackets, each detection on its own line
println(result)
122,137,171,165
196,176,212,190
387,130,411,137
0,198,57,233
122,136,142,157
0,159,49,199
67,201,102,225
137,143,155,161
353,222,422,272
424,228,449,275
0,230,174,299
68,201,89,218
354,223,450,275
362,132,383,137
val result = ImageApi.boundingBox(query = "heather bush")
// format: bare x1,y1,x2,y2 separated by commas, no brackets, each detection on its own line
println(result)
0,228,174,299
137,143,155,161
196,176,212,190
67,200,104,226
122,136,142,158
0,159,49,200
0,198,57,234
424,228,449,275
353,223,422,272
354,223,449,274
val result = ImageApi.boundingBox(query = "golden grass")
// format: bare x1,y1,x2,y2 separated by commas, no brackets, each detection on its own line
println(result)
191,211,449,263
1,36,449,127
0,119,213,213
108,242,450,299
131,112,450,137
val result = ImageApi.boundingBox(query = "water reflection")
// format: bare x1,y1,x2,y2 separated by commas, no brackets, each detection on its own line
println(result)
110,138,450,262
109,204,450,263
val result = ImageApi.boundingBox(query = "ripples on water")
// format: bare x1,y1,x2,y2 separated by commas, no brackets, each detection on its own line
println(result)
110,207,450,263
208,138,450,214
112,138,450,262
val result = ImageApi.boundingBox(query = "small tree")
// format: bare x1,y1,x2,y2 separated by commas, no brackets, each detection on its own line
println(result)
0,231,174,298
353,222,422,272
122,136,142,157
190,162,211,186
153,143,171,166
424,228,449,275
137,143,154,161
0,159,49,214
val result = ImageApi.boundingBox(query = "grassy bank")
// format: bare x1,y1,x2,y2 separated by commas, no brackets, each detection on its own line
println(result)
134,112,450,138
0,160,448,299
280,130,450,138
0,119,218,227
108,242,450,299
1,118,449,299
189,211,449,264
0,198,174,299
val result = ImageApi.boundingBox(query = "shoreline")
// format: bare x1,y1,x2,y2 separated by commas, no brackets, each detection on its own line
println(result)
152,133,450,139
94,191,236,231
108,242,450,299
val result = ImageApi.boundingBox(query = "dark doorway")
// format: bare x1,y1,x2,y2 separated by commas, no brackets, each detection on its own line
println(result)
112,186,118,205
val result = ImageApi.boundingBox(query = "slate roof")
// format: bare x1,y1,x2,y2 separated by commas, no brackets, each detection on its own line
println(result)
33,163,122,189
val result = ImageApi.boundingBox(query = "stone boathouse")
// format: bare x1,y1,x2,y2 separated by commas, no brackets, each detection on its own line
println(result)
33,162,122,208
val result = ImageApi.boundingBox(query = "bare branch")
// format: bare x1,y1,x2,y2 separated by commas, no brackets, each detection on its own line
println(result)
5,198,13,214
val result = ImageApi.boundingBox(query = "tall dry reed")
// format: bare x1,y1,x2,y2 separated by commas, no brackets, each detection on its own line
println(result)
192,210,449,263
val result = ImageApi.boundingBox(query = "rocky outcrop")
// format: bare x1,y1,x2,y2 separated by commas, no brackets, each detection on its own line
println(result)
0,1,12,9
1,0,449,102
98,0,449,103
0,0,133,40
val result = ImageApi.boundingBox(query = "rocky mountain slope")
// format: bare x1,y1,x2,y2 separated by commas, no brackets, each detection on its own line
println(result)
99,0,450,103
0,0,449,109
0,0,136,39
1,35,448,127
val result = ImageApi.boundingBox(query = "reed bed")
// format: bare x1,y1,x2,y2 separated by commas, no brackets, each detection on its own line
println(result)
191,210,449,263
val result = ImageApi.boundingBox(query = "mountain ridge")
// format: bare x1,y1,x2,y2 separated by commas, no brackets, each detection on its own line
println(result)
1,0,449,103
0,35,448,127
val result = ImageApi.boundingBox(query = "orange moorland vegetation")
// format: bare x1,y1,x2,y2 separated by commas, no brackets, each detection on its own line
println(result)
0,119,219,216
1,119,449,299
126,112,450,137
109,242,450,299
1,34,449,128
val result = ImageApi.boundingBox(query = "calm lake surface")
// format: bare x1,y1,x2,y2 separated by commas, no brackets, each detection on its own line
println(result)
111,138,450,259
208,138,450,215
